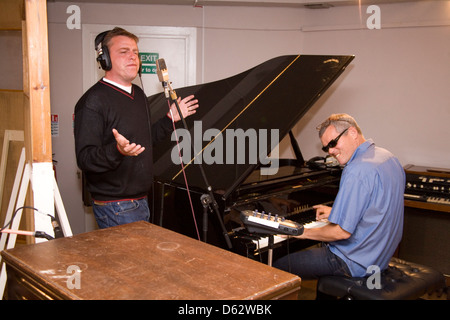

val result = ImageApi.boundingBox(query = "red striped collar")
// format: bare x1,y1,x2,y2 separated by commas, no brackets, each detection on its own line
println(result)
99,79,134,99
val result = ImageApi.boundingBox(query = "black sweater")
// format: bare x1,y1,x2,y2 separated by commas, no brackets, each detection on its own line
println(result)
74,79,173,201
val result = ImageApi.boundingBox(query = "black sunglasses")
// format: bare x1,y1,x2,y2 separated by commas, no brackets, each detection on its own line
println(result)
322,128,349,153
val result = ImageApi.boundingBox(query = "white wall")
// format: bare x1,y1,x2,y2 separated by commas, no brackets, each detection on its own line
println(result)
290,1,450,168
47,1,450,234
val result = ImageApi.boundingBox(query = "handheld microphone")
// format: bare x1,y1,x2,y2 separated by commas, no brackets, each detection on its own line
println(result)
156,58,169,98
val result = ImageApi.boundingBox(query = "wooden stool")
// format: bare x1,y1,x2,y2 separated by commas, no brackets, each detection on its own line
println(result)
316,257,446,300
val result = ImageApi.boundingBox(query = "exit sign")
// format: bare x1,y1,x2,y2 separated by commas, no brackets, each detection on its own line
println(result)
139,52,159,74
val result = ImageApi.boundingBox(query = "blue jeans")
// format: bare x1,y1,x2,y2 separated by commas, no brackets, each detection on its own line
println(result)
92,198,150,229
273,244,351,280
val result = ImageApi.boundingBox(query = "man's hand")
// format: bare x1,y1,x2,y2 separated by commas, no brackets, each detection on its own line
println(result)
167,95,199,122
113,128,145,157
313,204,332,221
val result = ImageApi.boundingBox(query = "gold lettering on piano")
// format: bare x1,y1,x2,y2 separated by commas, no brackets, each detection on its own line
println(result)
171,121,280,176
170,55,302,179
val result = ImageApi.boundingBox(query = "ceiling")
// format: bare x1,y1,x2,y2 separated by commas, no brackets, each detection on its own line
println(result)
47,0,432,9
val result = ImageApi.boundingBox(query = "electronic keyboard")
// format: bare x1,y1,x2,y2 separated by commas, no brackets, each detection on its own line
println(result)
240,209,304,236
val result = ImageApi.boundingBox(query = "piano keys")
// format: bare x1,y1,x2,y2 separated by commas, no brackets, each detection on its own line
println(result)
240,201,334,239
248,222,330,253
249,216,330,251
148,54,354,255
233,199,332,259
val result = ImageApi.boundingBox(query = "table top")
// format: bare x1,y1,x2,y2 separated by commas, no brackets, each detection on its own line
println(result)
1,221,300,300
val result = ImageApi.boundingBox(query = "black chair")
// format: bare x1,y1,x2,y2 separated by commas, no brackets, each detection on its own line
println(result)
316,257,446,300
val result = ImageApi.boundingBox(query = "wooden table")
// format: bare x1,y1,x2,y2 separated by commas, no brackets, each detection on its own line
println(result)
1,221,301,300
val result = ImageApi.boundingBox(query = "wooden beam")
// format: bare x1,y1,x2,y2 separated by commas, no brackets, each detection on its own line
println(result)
23,0,55,241
24,0,52,164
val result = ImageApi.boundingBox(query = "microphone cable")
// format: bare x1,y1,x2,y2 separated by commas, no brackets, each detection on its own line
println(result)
138,72,200,241
0,206,55,240
168,105,201,241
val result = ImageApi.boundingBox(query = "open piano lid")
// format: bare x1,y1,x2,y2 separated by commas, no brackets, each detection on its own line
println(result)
149,54,354,198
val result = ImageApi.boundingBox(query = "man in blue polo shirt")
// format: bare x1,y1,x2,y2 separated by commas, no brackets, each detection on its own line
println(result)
274,113,405,278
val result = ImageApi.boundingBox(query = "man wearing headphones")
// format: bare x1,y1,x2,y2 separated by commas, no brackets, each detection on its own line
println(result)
74,27,199,229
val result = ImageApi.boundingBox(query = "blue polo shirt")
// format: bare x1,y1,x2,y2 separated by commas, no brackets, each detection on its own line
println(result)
328,139,405,277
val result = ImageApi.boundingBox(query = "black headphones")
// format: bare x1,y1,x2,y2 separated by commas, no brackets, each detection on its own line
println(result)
95,30,112,71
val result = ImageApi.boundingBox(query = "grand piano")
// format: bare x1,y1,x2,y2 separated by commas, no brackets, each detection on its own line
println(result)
148,54,354,260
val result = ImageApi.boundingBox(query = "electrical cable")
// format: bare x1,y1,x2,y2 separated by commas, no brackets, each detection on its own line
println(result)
0,206,38,232
138,72,200,240
168,105,201,241
0,206,55,240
